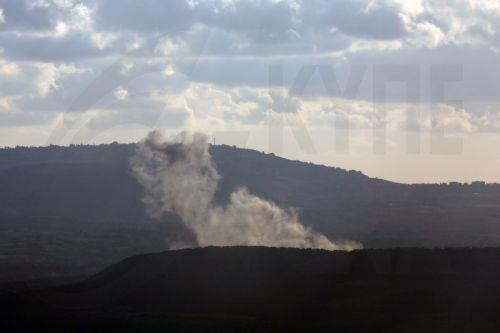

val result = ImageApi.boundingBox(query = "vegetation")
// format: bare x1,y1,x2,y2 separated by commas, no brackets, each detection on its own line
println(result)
3,246,500,332
1,143,500,281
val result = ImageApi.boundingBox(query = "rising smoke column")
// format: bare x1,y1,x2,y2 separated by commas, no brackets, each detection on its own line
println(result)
131,130,361,251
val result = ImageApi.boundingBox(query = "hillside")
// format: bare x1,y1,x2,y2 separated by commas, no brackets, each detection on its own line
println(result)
0,143,500,280
3,246,500,332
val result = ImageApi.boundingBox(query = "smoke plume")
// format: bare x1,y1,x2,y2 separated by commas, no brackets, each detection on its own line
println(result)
131,130,361,251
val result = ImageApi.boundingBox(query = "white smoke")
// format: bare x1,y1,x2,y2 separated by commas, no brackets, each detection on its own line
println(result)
131,130,361,251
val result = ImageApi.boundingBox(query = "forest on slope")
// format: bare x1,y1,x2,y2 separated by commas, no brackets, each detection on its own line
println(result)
0,144,499,280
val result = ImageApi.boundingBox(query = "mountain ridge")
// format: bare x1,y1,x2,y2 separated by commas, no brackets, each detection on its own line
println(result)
1,142,500,281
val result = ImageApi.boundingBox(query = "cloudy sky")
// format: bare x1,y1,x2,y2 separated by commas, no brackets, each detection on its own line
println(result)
1,0,500,183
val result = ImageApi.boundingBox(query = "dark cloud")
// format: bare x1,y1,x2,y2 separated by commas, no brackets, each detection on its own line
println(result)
0,33,109,61
0,0,54,32
302,0,407,40
207,0,296,43
94,0,196,33
94,0,405,44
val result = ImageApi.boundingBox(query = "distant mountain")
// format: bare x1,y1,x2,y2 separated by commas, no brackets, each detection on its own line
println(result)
3,246,500,332
0,143,500,280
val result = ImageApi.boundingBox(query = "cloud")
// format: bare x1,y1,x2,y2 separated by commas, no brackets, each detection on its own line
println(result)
35,62,88,97
0,0,499,185
94,0,196,33
0,58,18,75
154,36,186,56
113,86,128,100
0,0,53,32
302,0,408,40
90,31,117,50
0,33,109,62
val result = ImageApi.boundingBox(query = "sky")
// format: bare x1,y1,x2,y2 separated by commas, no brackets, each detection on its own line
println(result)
0,0,499,183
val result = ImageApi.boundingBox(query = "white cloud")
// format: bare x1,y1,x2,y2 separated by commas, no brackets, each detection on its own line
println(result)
35,63,59,97
426,103,475,133
154,37,186,56
91,32,117,50
120,60,135,75
114,86,128,100
68,3,92,32
0,58,19,75
54,21,69,37
405,20,445,48
57,63,88,75
163,63,175,76
34,62,88,97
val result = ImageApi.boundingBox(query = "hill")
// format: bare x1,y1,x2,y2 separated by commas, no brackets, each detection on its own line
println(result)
3,246,500,332
1,143,500,280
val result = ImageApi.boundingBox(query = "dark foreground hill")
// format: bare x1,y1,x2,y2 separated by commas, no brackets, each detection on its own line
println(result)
1,143,500,281
2,246,500,332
